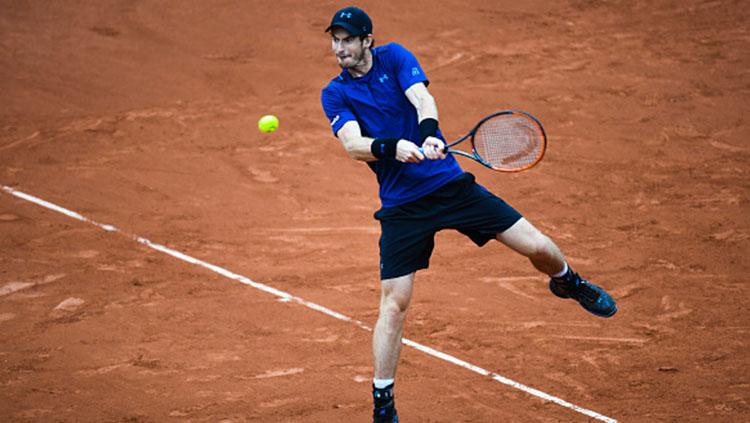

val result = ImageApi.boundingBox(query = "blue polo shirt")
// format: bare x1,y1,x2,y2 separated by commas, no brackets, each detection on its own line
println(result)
321,42,463,208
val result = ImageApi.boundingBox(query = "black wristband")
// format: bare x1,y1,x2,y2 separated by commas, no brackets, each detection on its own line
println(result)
371,138,399,159
419,118,439,143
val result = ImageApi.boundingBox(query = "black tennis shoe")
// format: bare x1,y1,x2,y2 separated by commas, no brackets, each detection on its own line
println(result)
373,384,398,423
549,271,617,318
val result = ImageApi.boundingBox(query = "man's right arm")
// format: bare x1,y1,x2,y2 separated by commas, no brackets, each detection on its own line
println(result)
336,121,377,161
336,121,425,164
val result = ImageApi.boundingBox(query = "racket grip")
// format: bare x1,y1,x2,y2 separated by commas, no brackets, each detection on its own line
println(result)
418,146,449,154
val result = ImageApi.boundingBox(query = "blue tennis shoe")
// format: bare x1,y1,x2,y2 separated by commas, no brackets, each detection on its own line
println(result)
373,384,398,423
549,271,617,318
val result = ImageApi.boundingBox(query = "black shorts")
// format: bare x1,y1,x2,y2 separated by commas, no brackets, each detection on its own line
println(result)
374,172,523,280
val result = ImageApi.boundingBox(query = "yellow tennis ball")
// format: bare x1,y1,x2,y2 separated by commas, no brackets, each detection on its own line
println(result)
258,115,279,133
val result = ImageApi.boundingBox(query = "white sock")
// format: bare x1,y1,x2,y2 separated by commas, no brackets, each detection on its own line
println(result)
373,378,394,389
551,262,569,279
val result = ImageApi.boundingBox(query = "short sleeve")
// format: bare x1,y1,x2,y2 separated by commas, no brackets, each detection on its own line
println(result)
321,85,357,136
389,43,429,92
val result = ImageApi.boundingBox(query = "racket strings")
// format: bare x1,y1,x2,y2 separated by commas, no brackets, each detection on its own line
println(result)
473,114,544,171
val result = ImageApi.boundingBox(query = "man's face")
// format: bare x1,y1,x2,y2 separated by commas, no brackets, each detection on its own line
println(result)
330,27,366,69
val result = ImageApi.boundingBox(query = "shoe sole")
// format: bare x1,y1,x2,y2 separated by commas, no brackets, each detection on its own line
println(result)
588,304,617,318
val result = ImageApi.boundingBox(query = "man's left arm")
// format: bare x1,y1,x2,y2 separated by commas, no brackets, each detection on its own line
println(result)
405,83,447,160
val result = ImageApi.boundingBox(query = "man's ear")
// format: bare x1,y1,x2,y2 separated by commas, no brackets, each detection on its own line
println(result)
362,35,373,48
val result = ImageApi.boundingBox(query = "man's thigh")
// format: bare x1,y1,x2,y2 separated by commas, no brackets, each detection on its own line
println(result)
495,217,549,256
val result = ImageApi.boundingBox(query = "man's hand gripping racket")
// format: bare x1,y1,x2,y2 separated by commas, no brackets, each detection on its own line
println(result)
423,110,547,172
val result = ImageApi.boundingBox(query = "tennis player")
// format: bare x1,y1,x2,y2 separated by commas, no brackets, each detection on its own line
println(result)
320,7,617,422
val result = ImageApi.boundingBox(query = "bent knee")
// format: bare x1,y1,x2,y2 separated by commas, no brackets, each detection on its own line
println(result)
381,295,409,316
379,274,413,315
524,233,557,259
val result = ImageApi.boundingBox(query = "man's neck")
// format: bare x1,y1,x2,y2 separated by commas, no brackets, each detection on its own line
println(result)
347,49,373,78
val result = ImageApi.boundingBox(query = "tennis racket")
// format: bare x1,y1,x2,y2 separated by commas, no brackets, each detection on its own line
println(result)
424,110,547,172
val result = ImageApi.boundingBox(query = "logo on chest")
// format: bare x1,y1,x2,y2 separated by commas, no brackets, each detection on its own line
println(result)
378,74,389,84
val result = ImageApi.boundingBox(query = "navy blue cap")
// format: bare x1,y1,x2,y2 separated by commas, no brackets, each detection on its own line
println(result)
325,6,372,36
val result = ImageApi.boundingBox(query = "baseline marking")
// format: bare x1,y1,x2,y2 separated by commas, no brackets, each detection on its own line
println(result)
1,185,617,423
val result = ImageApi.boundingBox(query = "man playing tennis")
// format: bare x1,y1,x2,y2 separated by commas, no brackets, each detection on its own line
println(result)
320,7,617,422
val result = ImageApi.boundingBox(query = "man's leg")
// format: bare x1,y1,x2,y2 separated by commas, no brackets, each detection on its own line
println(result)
372,272,414,422
495,217,566,275
496,218,617,317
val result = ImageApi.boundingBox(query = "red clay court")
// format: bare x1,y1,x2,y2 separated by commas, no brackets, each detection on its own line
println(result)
1,1,748,421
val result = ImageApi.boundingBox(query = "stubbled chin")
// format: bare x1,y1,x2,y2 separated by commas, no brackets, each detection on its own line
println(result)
337,58,354,69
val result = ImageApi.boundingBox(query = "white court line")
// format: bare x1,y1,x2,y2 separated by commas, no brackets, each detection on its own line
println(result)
1,185,617,423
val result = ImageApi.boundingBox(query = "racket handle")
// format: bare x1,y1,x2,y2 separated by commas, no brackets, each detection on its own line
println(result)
418,146,449,154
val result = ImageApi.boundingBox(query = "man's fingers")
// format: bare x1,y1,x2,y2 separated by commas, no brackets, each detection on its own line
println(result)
422,144,446,160
400,149,423,163
421,137,446,160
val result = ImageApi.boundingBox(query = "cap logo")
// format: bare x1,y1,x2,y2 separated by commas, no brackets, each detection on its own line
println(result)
340,12,352,19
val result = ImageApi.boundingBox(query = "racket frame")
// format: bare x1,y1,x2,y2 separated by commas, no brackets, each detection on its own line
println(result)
444,110,547,172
